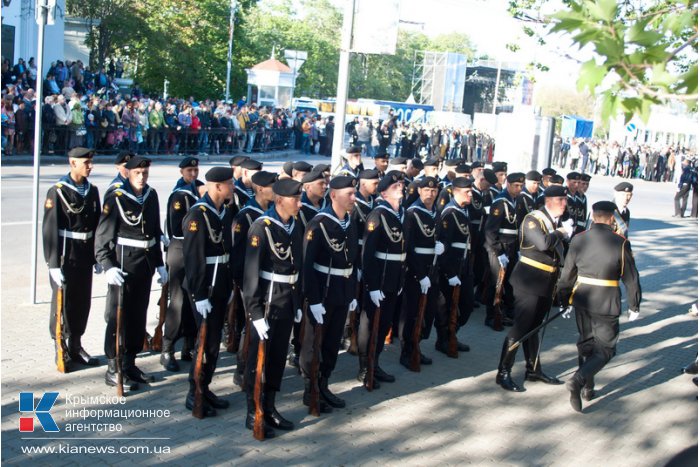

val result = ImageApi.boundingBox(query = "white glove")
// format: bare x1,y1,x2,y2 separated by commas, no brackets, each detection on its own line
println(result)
628,310,640,322
195,299,212,318
309,303,326,324
357,269,362,282
227,290,235,304
369,290,385,308
562,219,575,238
561,306,573,319
348,299,358,312
49,268,64,285
156,266,168,286
253,318,269,340
105,267,127,286
448,275,461,287
161,234,170,248
434,241,445,255
294,308,302,323
498,254,509,269
419,276,431,294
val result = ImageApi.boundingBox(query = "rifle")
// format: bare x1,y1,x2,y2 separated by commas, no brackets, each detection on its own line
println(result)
347,280,362,356
411,293,428,371
492,266,506,331
191,317,208,419
55,283,67,373
240,318,251,392
366,253,389,392
150,283,169,352
447,285,460,358
115,246,125,397
225,285,240,353
254,280,273,440
309,323,323,416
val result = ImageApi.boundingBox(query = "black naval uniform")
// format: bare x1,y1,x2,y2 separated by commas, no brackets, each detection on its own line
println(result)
575,192,588,234
468,185,488,299
232,178,254,211
300,206,358,407
515,189,537,228
557,221,641,411
497,207,567,392
105,173,127,197
346,191,374,341
336,162,363,178
183,193,235,415
613,204,630,238
43,174,101,367
95,180,164,382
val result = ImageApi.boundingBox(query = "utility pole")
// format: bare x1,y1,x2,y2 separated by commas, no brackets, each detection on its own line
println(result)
224,0,236,103
331,0,356,173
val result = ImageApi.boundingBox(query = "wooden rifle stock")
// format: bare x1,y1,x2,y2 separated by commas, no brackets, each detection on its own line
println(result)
192,318,208,419
55,285,67,373
493,267,506,331
309,323,323,416
115,286,124,397
347,282,362,356
150,283,169,352
410,292,428,371
366,306,381,391
225,285,240,353
240,318,251,392
253,340,266,440
447,285,460,357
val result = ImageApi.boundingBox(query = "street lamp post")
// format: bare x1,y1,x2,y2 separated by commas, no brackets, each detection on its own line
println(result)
225,0,237,103
284,49,307,107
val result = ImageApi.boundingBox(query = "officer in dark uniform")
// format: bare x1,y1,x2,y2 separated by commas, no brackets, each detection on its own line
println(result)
160,156,203,371
496,185,573,392
403,158,440,211
563,172,581,226
515,170,541,226
182,167,236,417
483,172,525,328
491,161,508,191
231,171,277,387
300,176,359,411
557,200,641,412
436,177,474,353
358,171,406,389
96,156,168,392
105,151,133,196
299,169,328,227
337,145,364,177
232,159,262,210
242,178,304,438
229,155,250,183
575,173,591,233
613,182,633,238
535,168,557,209
400,176,444,370
373,148,390,177
43,147,101,371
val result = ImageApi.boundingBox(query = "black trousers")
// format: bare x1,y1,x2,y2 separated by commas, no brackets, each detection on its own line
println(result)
400,274,440,347
300,303,347,379
104,271,152,361
575,308,619,382
506,290,554,365
187,293,227,390
49,264,93,341
438,272,474,330
164,241,196,346
245,309,294,393
358,291,400,364
675,184,691,216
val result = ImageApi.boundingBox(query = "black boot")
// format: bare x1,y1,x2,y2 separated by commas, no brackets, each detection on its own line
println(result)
245,393,275,439
303,378,333,413
54,339,72,373
566,373,585,412
68,336,99,366
181,336,194,362
357,357,380,389
374,365,395,383
123,355,156,384
682,359,698,375
205,389,230,409
434,328,456,357
496,338,525,392
185,390,217,417
524,340,563,385
319,376,346,408
105,358,138,392
263,390,294,430
399,342,416,371
160,339,180,372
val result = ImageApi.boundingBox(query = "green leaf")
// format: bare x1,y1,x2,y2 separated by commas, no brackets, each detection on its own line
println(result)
627,20,664,46
597,0,618,21
577,59,608,94
600,91,618,122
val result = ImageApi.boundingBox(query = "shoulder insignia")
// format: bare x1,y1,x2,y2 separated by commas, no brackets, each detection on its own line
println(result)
199,205,206,211
44,198,53,209
188,221,198,232
367,221,375,232
102,204,109,214
56,183,63,188
493,207,500,216
307,230,314,240
264,218,271,225
408,187,414,194
234,223,241,233
250,235,259,247
528,220,536,229
116,191,123,197
440,199,445,206
174,201,181,211
443,220,448,229
447,187,453,194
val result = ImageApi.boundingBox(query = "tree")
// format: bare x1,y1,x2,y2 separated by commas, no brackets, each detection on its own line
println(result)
534,85,595,119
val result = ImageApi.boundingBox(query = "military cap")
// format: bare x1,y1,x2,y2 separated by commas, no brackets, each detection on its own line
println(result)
423,158,440,167
592,200,617,213
566,171,581,180
68,147,94,159
456,164,472,174
346,145,362,154
273,178,303,197
444,159,461,167
251,170,277,187
329,176,357,190
525,170,542,181
507,172,525,183
178,156,199,168
114,151,133,165
124,155,151,169
614,181,634,192
301,169,325,184
359,169,380,180
543,185,567,197
205,167,233,182
470,161,484,169
314,163,331,173
374,148,389,158
483,168,498,185
229,155,250,166
377,170,404,192
452,177,473,189
417,176,439,189
580,173,592,182
542,167,557,176
410,158,424,170
550,174,565,184
240,159,262,170
390,157,408,166
293,161,314,173
282,161,295,176
492,161,508,173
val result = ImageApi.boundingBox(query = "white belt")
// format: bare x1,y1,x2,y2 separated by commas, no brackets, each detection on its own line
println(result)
313,263,353,278
206,254,230,265
260,270,298,284
117,237,157,249
470,220,481,225
498,228,518,236
374,252,406,261
414,247,435,255
59,229,93,240
451,242,470,250
358,239,364,246
171,235,184,240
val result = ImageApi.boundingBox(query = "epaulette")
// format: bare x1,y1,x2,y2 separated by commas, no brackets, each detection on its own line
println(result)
264,218,271,225
116,191,123,196
55,183,63,188
199,205,206,211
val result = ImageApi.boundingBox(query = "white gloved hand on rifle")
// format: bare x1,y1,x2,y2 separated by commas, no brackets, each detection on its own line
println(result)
294,308,302,323
195,299,212,319
161,234,170,248
448,275,461,287
156,266,168,286
49,268,64,285
434,241,445,255
498,254,509,269
628,310,640,322
369,290,385,308
419,276,431,294
348,299,358,312
105,267,127,286
253,318,270,340
309,303,326,324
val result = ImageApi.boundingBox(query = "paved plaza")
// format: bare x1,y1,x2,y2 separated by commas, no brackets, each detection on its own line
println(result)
1,156,697,466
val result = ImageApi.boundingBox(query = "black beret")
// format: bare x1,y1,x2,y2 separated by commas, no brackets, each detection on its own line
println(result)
423,158,440,167
273,178,303,197
456,164,472,174
346,145,362,154
543,185,567,197
580,173,592,182
251,170,277,187
417,176,439,189
452,177,473,189
68,147,94,159
592,201,617,213
301,169,325,184
114,151,133,165
124,155,151,169
282,161,294,176
492,161,508,173
542,167,557,176
444,159,461,167
204,167,233,182
507,172,525,183
483,169,498,185
293,161,313,172
179,156,199,168
329,176,357,190
359,169,380,180
390,157,408,166
377,170,404,192
614,182,634,192
240,159,263,170
525,170,542,181
470,161,483,169
374,148,389,158
314,163,331,173
566,171,581,180
229,155,250,167
410,158,424,170
550,174,565,184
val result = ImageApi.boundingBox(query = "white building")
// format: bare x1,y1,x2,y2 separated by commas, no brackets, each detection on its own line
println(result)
608,103,697,150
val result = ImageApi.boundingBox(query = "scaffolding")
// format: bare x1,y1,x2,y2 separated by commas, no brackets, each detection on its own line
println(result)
410,50,466,112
